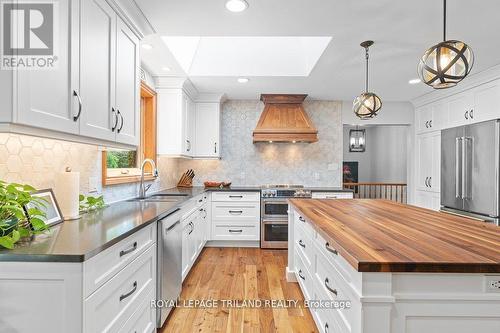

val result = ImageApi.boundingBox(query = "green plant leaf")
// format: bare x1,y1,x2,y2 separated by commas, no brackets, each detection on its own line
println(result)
11,230,20,243
0,236,14,249
17,227,30,238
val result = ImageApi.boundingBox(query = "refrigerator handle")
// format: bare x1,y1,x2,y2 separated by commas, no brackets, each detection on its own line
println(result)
455,137,462,199
462,137,472,200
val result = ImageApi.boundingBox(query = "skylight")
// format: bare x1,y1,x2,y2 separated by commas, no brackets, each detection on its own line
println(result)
161,36,332,77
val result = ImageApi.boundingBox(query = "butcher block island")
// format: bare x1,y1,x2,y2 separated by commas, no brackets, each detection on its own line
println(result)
287,199,500,333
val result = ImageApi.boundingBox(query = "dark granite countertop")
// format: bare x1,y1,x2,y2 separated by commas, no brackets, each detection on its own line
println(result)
0,186,260,263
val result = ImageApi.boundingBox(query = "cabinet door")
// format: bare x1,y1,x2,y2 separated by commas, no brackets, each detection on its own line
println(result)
181,221,192,280
16,0,79,134
416,106,432,133
195,103,221,158
473,80,500,123
183,96,196,156
431,101,448,131
181,93,190,155
430,132,441,193
416,134,433,191
115,19,140,146
79,0,116,141
447,92,473,128
414,191,440,211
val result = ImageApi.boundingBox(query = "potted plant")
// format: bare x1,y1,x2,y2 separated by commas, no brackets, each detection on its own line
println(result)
0,180,48,249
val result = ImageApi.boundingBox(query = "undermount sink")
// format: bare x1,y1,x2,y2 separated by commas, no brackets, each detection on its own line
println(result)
127,193,188,203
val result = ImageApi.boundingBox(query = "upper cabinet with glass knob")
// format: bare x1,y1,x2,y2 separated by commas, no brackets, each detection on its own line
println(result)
1,0,141,148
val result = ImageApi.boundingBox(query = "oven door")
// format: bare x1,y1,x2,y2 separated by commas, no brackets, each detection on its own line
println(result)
262,199,289,219
261,220,288,249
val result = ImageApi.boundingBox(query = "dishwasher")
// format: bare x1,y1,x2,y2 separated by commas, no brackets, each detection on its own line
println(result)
157,209,182,328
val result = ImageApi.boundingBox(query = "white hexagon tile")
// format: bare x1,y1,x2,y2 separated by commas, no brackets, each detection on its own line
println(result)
0,133,180,203
178,99,343,187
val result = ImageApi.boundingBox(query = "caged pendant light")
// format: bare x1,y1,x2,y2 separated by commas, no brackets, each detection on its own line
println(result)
353,41,382,120
418,0,474,89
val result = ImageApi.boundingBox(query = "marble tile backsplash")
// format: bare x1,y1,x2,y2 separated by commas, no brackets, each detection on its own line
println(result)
0,133,179,203
178,100,343,186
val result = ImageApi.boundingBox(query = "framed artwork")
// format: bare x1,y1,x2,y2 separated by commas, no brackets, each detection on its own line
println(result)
25,189,64,227
343,161,359,183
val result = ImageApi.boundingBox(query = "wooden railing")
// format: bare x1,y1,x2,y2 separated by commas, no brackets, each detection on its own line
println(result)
343,183,407,204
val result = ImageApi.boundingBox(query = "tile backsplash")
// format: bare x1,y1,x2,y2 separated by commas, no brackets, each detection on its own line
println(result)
0,133,179,203
178,99,343,186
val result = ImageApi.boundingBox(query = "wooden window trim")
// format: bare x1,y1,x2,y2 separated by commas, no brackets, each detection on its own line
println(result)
102,81,157,186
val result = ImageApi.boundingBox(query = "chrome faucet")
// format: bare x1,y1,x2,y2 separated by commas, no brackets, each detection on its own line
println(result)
139,158,158,198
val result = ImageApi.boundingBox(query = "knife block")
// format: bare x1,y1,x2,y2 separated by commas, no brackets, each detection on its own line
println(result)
177,170,193,188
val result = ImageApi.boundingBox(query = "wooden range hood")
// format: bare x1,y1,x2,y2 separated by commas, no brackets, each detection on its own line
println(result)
253,94,318,143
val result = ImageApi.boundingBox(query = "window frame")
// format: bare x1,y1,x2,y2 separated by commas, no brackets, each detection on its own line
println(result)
102,81,157,186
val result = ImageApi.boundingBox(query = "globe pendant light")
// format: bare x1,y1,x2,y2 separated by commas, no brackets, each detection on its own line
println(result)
353,41,382,120
418,0,474,89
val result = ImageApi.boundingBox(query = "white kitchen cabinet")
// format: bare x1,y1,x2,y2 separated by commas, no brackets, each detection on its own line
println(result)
416,102,447,134
473,79,500,123
194,102,221,158
416,105,432,133
414,190,440,211
79,0,117,142
115,19,140,146
15,0,80,134
447,91,474,128
416,132,440,193
6,0,140,148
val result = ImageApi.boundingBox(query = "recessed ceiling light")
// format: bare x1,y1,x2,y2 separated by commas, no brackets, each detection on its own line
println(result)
162,66,171,72
409,78,421,85
225,0,248,12
141,43,153,50
237,78,249,83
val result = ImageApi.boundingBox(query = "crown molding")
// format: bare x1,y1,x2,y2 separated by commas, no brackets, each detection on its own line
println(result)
108,0,156,39
412,64,500,108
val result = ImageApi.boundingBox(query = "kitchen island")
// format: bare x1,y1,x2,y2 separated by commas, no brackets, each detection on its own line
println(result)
287,199,500,333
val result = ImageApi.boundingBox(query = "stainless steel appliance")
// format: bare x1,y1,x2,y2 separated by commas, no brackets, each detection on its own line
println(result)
441,119,500,225
157,209,182,328
261,185,311,248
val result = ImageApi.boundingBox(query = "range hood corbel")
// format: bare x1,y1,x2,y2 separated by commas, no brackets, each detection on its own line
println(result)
252,94,318,143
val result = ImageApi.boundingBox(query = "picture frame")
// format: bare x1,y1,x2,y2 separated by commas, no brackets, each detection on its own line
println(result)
25,189,64,227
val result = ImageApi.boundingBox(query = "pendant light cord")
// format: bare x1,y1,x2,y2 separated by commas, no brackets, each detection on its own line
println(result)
365,46,369,93
443,0,446,41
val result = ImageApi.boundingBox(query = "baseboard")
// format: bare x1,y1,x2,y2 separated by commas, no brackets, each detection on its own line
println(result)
205,240,260,248
286,266,297,282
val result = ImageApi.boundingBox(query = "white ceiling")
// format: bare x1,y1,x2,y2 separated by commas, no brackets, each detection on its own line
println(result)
137,0,500,101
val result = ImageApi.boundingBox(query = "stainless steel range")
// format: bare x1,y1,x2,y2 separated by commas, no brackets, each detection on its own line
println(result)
261,185,311,248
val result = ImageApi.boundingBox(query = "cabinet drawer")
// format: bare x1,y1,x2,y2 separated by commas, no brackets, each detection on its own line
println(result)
83,223,156,298
294,222,315,271
211,191,260,202
315,232,357,285
120,288,156,333
211,225,259,240
212,202,260,223
311,192,354,199
294,249,314,301
84,244,156,333
294,212,316,240
315,248,361,333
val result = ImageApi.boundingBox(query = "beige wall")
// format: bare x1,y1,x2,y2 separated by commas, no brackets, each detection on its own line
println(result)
0,133,179,203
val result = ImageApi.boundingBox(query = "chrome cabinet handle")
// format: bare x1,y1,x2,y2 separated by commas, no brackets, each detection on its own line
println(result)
119,241,137,257
325,242,338,255
117,110,124,133
186,140,191,152
188,222,194,235
425,177,429,187
325,323,329,333
229,210,243,214
119,281,137,301
465,110,469,119
429,120,432,127
469,109,474,119
229,195,243,198
428,177,432,188
298,239,306,248
214,142,217,154
229,229,243,233
324,278,337,295
298,270,305,280
425,121,429,128
111,107,118,131
73,90,82,121
298,216,305,222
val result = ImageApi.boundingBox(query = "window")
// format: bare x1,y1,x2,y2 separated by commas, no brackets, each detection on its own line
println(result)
102,81,157,185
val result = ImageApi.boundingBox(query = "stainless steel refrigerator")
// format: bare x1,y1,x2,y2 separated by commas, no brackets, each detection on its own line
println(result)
441,119,500,225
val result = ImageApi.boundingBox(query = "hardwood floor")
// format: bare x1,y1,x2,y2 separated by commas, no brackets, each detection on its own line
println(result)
160,247,318,333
